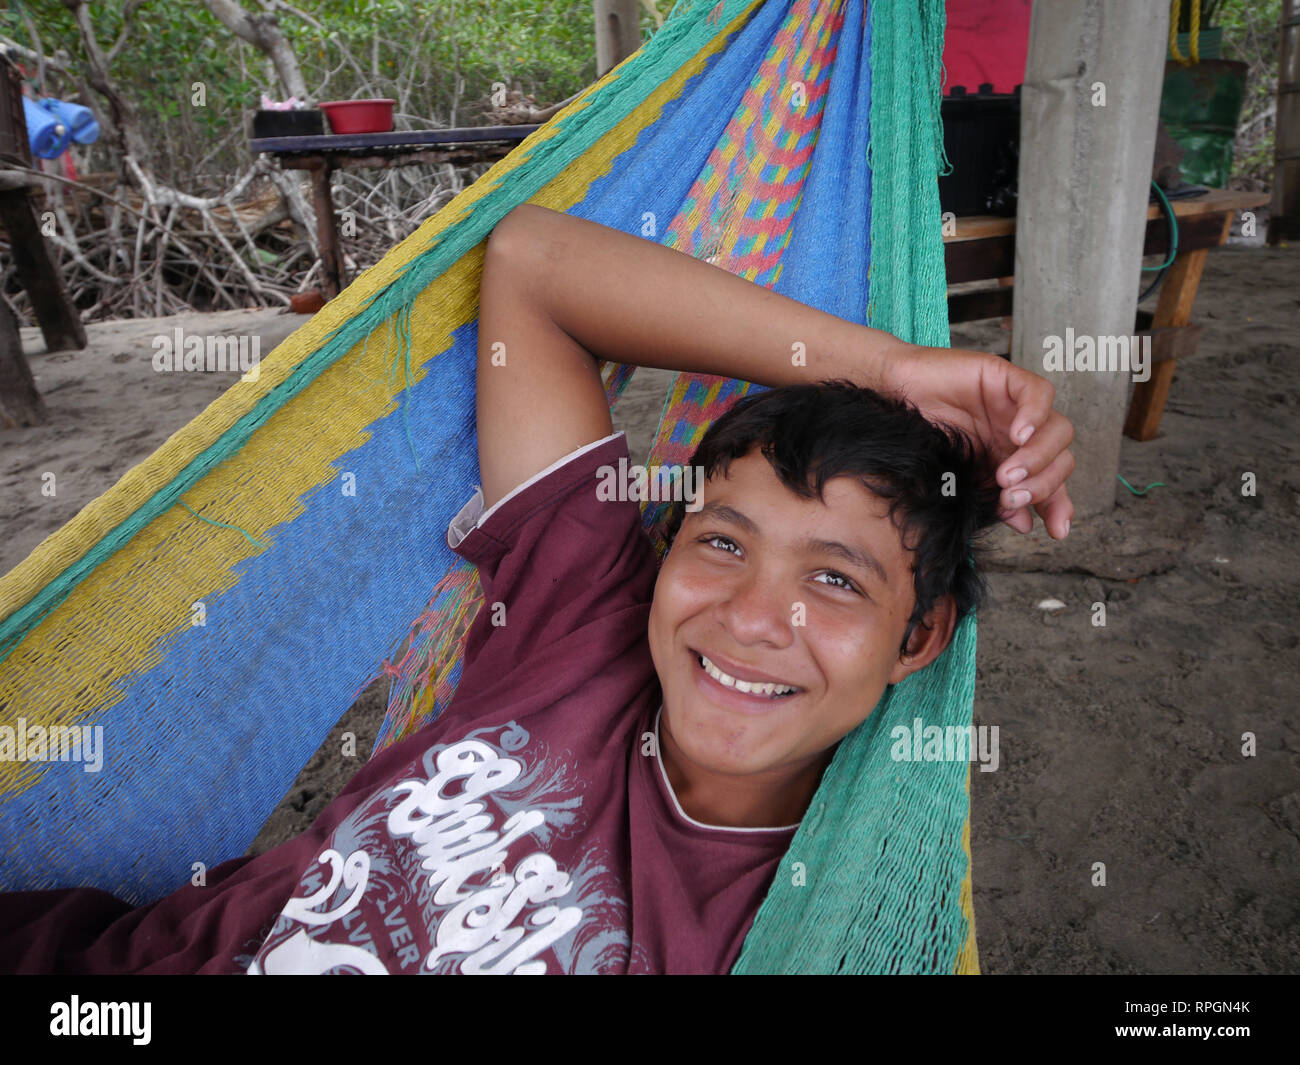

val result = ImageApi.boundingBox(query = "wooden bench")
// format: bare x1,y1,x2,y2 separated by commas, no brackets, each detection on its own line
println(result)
943,188,1271,440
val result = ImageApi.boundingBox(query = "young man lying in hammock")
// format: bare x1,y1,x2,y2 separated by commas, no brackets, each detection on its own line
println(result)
0,204,1074,975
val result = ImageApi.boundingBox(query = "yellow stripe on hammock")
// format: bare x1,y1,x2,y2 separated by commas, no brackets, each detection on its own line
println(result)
956,765,981,974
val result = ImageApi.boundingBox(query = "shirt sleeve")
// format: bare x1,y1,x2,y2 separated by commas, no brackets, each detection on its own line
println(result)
444,431,659,706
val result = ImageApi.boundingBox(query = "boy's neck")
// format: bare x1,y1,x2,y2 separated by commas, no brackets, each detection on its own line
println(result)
656,710,832,829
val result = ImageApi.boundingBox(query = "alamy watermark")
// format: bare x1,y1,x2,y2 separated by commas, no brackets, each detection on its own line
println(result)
890,718,1000,773
595,458,703,511
152,327,261,382
50,996,150,1045
1042,328,1150,383
0,717,104,773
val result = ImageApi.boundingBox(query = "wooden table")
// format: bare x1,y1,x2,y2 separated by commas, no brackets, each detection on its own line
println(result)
249,124,540,299
943,188,1271,440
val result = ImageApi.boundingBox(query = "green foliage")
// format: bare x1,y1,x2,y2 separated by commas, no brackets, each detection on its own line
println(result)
1,0,655,188
1216,0,1282,189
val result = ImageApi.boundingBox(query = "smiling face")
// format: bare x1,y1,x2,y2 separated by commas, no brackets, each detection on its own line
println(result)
648,448,949,801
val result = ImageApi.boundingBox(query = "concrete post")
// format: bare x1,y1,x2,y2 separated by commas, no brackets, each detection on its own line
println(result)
1011,0,1170,519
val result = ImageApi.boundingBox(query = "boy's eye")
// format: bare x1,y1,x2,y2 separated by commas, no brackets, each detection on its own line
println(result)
700,534,741,556
814,571,859,594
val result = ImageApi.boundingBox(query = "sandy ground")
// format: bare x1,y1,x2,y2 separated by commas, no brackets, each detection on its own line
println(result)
2,238,1296,974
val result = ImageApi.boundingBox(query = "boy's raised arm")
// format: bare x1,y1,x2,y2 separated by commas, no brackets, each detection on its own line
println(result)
477,203,1074,537
476,207,618,510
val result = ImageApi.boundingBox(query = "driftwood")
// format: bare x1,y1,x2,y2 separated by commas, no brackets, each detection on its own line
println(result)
484,87,586,125
0,154,492,323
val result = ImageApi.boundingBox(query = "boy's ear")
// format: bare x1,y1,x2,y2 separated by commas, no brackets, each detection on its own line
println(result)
887,595,959,686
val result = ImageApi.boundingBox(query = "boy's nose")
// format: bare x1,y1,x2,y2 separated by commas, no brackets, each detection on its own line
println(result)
713,572,796,650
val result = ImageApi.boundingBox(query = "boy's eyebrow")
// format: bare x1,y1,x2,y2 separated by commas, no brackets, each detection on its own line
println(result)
689,502,889,584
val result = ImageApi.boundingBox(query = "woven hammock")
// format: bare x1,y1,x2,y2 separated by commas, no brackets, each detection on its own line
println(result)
0,0,977,974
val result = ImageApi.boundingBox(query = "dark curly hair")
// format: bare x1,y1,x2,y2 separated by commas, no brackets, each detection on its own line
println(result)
662,379,1004,655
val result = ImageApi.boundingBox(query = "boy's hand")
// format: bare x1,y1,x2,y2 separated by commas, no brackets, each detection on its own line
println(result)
876,344,1076,539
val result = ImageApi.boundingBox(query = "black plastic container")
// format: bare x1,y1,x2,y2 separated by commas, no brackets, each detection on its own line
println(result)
251,108,325,139
937,84,1022,217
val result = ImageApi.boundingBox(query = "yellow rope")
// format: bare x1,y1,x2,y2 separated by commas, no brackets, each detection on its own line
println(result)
1169,0,1201,65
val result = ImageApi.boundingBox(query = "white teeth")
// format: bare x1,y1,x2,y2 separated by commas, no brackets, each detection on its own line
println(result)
699,654,796,697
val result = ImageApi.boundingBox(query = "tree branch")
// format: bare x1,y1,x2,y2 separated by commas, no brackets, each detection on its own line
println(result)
59,0,151,167
0,36,74,74
202,0,309,102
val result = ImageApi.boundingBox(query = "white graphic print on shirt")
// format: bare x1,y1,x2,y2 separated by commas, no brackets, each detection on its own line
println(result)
245,721,630,974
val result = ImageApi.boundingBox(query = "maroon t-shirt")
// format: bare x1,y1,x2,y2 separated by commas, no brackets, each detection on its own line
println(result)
0,432,797,974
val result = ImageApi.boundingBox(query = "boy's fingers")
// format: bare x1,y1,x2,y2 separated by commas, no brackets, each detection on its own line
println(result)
991,369,1075,539
998,408,1075,487
998,482,1073,538
998,503,1035,534
1002,366,1058,452
1037,483,1075,540
1000,448,1076,534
